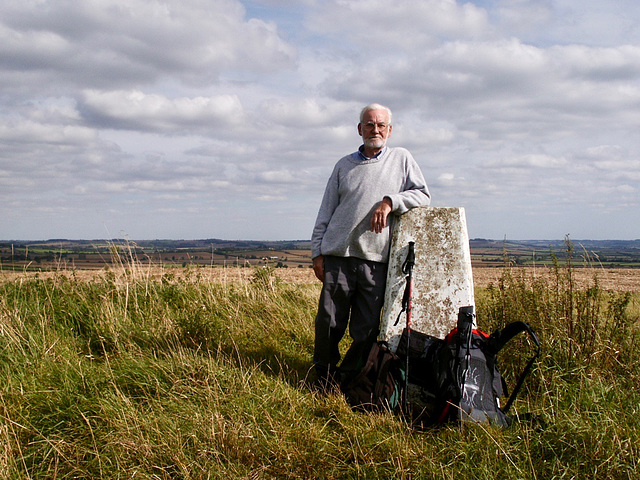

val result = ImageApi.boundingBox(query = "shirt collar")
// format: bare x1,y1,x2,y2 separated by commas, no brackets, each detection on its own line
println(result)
358,145,387,161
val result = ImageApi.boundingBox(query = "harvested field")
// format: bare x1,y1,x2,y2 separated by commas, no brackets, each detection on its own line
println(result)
1,266,638,291
472,266,640,292
272,266,640,291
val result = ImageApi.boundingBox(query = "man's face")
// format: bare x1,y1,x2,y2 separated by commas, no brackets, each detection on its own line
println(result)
358,108,392,153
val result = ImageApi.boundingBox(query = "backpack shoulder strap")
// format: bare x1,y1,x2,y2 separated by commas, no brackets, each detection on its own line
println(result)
489,321,541,413
490,321,540,353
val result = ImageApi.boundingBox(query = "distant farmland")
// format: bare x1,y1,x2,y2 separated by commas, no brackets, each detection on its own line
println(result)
1,237,639,272
0,239,313,271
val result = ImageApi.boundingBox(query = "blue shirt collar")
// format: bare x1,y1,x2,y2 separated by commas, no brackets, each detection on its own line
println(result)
358,145,387,161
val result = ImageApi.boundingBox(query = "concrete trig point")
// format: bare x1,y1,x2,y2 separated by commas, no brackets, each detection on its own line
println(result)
380,206,475,352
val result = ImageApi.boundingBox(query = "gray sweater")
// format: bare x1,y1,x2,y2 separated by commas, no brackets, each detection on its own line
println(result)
311,146,430,263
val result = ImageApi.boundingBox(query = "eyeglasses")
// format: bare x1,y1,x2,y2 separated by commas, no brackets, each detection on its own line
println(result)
363,122,389,131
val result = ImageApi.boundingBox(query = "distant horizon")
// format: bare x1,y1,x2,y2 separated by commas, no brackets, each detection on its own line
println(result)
2,237,639,244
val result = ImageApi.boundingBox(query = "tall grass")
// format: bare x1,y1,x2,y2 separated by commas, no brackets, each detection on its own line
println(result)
1,258,639,479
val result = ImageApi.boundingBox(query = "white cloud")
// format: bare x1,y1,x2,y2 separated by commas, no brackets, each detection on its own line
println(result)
80,90,245,132
261,98,347,127
0,0,297,93
0,120,97,145
494,0,554,33
307,0,491,45
494,0,640,47
485,154,568,169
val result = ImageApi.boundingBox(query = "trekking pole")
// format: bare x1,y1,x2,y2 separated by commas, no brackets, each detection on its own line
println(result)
401,241,415,413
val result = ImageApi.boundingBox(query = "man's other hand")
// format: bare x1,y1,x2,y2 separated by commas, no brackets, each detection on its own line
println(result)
313,255,325,282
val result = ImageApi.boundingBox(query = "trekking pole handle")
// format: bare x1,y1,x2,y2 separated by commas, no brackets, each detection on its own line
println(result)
402,241,415,275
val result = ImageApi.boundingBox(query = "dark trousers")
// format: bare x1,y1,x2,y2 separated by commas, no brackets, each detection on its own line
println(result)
313,256,388,375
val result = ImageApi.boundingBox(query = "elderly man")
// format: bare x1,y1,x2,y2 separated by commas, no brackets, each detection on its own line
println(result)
311,103,431,390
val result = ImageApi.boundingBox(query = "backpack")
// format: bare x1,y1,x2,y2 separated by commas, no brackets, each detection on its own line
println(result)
340,340,405,412
399,306,541,427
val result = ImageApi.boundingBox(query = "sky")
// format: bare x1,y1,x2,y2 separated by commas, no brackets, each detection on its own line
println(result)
1,0,639,241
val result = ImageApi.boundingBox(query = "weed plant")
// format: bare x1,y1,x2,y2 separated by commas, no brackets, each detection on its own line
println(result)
1,256,639,479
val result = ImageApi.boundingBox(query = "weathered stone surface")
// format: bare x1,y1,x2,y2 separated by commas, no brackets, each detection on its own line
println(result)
380,206,475,351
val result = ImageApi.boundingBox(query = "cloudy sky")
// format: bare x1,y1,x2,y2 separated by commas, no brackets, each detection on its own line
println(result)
1,0,639,241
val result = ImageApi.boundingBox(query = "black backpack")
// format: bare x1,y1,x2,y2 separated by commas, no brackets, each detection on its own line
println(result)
340,340,405,412
398,306,541,427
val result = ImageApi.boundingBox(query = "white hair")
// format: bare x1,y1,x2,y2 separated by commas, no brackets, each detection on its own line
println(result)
360,103,393,124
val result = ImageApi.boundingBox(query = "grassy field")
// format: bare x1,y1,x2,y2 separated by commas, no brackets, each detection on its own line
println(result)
1,260,639,479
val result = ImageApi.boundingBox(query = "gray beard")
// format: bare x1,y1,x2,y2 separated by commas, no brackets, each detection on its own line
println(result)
364,138,386,150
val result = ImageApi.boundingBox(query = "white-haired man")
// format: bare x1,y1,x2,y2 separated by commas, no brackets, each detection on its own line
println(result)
311,103,431,390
